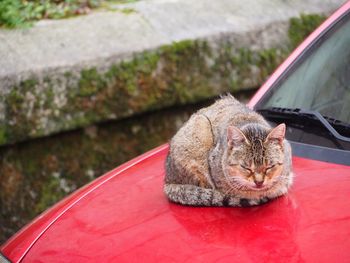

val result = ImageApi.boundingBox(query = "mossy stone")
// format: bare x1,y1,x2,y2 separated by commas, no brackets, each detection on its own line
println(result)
0,14,327,146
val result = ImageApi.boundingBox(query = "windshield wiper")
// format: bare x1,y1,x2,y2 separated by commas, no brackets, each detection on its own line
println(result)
257,107,350,143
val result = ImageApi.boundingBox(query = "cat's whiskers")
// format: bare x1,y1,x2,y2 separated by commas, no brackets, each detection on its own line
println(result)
222,187,234,197
226,178,249,192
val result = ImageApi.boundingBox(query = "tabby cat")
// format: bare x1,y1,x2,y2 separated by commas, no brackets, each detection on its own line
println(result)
164,95,293,207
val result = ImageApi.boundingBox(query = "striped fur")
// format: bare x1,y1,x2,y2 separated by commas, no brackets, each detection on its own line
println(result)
164,95,293,207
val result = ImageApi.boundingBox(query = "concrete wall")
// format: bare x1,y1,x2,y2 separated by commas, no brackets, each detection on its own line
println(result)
0,0,344,146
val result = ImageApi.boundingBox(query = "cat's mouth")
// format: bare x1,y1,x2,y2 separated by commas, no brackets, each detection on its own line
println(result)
226,178,276,192
244,183,273,191
248,185,267,191
246,180,280,191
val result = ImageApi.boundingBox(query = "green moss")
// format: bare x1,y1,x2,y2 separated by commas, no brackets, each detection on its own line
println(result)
141,52,160,71
64,71,73,78
34,175,66,214
78,68,106,97
120,8,136,14
68,40,210,119
257,48,287,78
288,13,326,49
3,78,44,144
44,87,55,108
0,126,7,145
20,78,38,91
161,40,196,54
157,40,213,104
7,90,24,109
213,45,286,93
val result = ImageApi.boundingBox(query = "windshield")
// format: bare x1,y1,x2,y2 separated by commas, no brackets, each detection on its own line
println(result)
258,13,350,123
256,11,350,151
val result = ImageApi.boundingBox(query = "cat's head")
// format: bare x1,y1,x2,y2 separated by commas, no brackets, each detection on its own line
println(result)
224,123,286,191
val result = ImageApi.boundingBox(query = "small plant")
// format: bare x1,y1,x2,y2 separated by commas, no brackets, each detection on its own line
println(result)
0,0,25,28
0,0,136,28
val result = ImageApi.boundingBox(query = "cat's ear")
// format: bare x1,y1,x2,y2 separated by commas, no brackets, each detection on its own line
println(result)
265,123,286,144
227,126,248,147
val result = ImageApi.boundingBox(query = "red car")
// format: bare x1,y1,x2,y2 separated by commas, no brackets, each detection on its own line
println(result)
2,2,350,262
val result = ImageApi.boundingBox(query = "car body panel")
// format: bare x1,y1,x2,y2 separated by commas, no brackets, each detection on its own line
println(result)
16,147,350,262
0,146,168,263
2,1,350,262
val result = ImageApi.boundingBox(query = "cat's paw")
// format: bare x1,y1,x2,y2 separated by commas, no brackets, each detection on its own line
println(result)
211,191,226,206
223,197,271,207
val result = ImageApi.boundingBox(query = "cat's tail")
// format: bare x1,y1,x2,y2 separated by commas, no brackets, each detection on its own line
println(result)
164,183,271,207
164,183,225,206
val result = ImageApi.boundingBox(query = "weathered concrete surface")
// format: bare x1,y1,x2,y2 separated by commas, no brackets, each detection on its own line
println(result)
0,0,345,145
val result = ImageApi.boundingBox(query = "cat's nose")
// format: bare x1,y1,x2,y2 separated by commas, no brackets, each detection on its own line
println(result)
254,180,264,188
254,174,264,188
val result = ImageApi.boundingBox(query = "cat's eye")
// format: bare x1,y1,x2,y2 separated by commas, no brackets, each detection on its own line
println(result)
240,165,253,173
266,164,277,172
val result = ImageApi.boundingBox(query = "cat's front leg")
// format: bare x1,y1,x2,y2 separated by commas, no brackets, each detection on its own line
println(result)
164,184,225,206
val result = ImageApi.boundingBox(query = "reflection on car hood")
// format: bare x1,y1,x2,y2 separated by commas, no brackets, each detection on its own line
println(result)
3,145,350,262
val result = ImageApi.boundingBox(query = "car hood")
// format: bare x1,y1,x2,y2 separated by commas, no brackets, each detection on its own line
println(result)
3,144,350,262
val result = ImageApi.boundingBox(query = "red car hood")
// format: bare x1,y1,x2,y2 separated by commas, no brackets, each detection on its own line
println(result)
2,144,350,262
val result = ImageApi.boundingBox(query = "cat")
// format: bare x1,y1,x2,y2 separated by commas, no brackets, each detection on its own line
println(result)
164,94,293,207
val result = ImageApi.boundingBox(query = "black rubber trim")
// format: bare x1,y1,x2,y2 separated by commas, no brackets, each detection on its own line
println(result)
290,141,350,166
299,110,350,143
258,107,350,144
